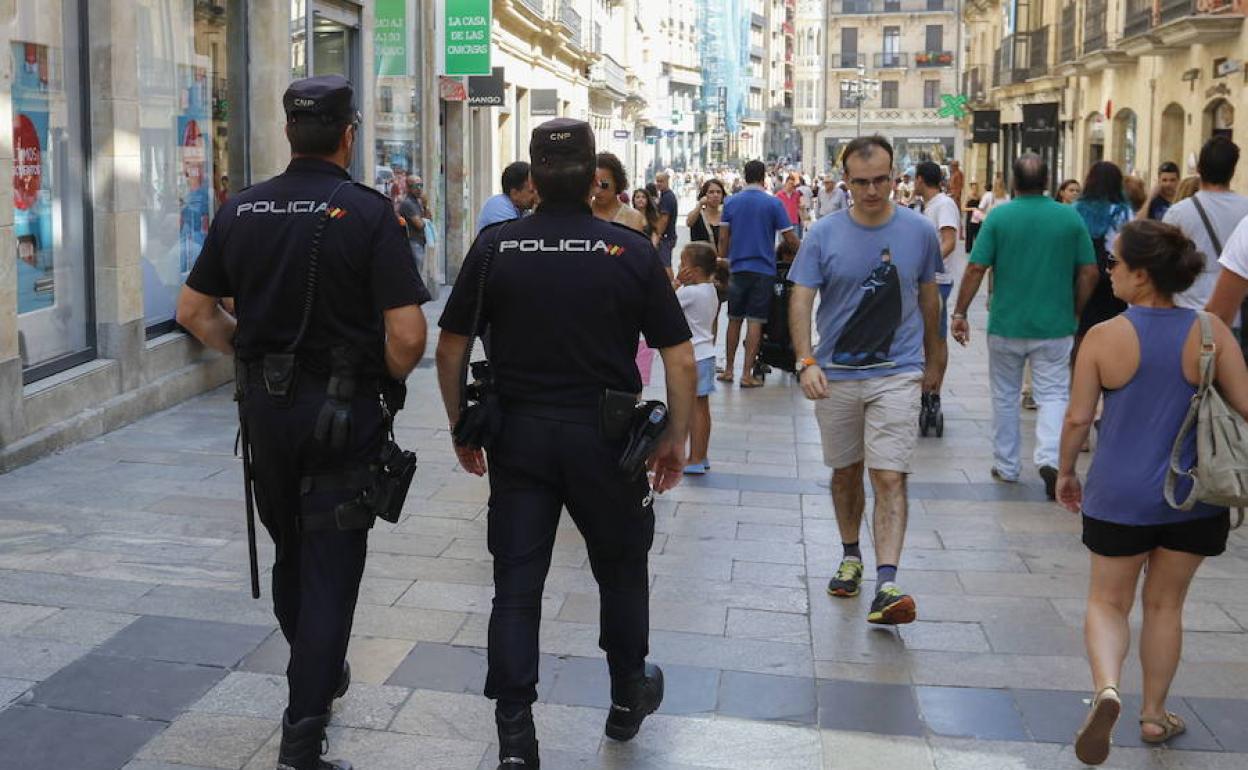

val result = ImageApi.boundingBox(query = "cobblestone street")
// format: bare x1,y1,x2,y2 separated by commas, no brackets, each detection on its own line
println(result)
2,259,1248,769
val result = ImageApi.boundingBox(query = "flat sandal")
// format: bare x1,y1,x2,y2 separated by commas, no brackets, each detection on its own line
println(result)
1140,712,1186,744
1074,685,1121,766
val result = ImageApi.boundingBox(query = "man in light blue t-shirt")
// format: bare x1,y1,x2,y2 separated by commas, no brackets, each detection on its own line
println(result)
476,161,537,234
790,135,942,628
718,159,800,387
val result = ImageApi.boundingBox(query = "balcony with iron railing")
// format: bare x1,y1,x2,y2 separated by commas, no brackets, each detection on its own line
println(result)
874,52,909,68
1124,0,1154,38
1059,3,1077,62
1125,0,1243,35
995,37,1026,86
830,52,866,69
558,0,582,48
590,54,629,97
1083,0,1109,54
1027,25,1049,78
834,0,951,13
915,50,954,67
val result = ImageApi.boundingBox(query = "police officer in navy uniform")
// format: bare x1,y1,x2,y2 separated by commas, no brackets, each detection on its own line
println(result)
436,118,697,769
176,75,429,770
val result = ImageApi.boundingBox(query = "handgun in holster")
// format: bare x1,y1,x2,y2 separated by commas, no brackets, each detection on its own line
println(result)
619,400,669,478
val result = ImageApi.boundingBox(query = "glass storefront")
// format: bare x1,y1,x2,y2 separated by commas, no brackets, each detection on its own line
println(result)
11,0,92,375
135,0,246,333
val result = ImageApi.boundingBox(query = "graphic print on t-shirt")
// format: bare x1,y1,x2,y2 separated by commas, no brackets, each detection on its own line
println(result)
831,247,902,369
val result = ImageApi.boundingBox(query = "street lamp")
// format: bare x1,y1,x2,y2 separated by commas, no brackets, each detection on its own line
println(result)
840,66,880,138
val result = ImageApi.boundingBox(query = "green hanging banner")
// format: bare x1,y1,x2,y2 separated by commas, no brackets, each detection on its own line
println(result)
374,0,407,77
441,0,492,77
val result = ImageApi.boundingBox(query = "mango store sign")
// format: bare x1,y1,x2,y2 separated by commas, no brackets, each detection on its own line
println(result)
437,0,492,77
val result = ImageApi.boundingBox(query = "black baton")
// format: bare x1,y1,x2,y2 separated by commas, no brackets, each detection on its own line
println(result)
235,382,261,600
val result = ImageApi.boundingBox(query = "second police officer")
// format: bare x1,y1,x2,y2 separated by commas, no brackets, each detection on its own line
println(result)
177,75,430,770
436,118,697,769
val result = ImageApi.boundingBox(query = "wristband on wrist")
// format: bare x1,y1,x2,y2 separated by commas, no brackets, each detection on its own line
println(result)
951,312,968,320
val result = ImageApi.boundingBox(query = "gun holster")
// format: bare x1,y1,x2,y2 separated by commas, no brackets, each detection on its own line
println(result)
314,346,360,450
452,361,501,450
300,440,418,531
619,400,669,478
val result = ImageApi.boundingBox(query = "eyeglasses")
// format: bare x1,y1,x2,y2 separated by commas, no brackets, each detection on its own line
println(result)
597,180,612,190
848,175,892,191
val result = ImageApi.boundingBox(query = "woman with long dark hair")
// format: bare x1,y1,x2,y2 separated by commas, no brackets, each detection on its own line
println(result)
686,178,726,248
632,188,661,247
1074,162,1134,341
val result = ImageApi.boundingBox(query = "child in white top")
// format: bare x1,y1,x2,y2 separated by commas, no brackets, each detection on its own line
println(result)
676,242,721,474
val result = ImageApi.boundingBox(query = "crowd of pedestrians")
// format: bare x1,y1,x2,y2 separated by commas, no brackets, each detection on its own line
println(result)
459,132,1248,768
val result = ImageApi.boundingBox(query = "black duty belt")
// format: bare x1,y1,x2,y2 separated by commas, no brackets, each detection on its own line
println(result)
502,400,599,425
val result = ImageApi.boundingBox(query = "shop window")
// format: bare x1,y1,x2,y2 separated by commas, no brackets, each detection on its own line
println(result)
11,0,93,379
135,0,246,334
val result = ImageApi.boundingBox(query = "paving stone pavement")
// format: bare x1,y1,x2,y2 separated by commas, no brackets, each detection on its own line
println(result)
2,245,1248,769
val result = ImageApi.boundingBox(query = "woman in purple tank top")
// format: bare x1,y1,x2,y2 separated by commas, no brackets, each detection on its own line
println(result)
1057,220,1248,765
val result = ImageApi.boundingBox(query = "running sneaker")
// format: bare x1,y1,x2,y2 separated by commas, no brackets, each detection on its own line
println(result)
826,558,864,598
867,585,917,625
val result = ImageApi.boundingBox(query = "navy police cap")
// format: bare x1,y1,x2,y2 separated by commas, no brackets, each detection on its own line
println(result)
530,118,595,167
284,75,356,123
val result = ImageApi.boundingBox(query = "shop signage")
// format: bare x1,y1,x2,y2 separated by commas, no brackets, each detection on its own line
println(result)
468,67,505,106
971,110,1000,143
440,0,491,76
1022,102,1060,148
1215,58,1242,78
438,76,467,102
531,89,559,116
374,0,407,77
937,94,969,120
613,130,631,139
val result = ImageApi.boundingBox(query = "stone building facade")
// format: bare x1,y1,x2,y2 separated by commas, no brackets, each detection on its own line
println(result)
963,0,1246,193
795,0,962,175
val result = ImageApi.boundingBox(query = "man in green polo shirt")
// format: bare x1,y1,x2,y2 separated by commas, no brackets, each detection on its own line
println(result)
950,153,1099,499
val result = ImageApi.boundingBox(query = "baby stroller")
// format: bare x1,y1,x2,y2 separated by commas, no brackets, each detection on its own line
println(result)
754,262,797,381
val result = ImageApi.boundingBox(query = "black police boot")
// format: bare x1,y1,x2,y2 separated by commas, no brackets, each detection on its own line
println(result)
334,661,350,700
275,711,351,770
496,706,540,769
605,663,664,742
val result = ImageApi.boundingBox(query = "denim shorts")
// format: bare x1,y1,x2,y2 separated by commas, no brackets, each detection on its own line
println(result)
696,357,716,397
727,272,775,323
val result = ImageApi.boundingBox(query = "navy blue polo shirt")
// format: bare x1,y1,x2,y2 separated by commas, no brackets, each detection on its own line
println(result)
439,202,690,406
186,158,429,374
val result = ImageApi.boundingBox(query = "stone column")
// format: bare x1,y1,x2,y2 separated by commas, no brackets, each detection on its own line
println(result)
248,2,293,183
89,0,145,391
0,0,20,443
